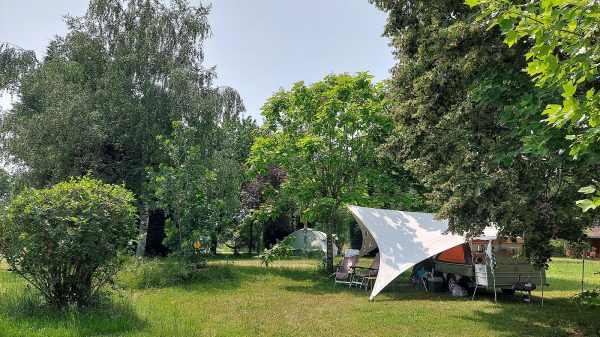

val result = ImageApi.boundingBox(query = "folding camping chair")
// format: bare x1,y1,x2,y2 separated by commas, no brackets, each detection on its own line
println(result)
333,250,361,287
415,267,428,291
352,253,380,291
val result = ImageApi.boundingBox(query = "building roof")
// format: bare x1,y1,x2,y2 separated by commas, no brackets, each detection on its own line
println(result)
587,226,600,239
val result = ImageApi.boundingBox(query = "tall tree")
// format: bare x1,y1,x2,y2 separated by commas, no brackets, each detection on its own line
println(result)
148,116,256,255
466,0,600,211
0,0,245,255
248,73,393,271
372,0,596,265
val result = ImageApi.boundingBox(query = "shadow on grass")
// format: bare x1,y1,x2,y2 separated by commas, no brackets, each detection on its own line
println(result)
457,294,600,337
0,287,148,336
268,266,600,336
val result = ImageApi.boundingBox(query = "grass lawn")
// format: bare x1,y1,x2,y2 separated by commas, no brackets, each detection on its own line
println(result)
0,256,598,337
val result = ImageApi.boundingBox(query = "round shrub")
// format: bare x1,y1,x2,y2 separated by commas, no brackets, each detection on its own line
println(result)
0,176,136,307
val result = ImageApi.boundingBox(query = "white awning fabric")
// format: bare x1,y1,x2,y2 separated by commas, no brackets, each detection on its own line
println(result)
347,205,470,301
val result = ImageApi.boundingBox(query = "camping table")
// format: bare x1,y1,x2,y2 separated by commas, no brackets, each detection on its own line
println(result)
361,276,377,291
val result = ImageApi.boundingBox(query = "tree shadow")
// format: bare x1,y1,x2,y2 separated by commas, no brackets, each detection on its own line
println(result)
276,268,600,336
456,294,600,337
0,287,148,336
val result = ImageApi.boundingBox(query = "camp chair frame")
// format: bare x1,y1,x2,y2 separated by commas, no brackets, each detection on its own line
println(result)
352,253,381,291
414,268,428,291
352,267,378,290
333,255,362,287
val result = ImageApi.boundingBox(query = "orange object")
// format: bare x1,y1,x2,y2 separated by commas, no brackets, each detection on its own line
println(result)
193,241,201,250
436,244,466,263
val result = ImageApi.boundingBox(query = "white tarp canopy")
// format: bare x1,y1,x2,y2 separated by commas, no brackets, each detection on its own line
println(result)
288,228,339,255
347,205,472,301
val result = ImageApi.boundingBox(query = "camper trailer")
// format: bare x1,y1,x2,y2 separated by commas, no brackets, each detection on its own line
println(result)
426,237,547,295
346,205,548,301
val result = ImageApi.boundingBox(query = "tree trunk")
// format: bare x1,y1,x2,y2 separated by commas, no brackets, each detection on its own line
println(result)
136,202,149,257
325,200,342,271
325,208,337,272
303,222,308,255
210,233,218,255
248,220,253,254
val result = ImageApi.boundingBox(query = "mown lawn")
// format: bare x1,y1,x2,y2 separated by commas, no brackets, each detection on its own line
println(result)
0,257,598,337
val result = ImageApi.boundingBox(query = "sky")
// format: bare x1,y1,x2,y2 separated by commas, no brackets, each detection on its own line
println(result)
0,0,395,122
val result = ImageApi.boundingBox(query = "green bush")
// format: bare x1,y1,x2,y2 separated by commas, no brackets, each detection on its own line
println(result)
0,176,136,307
119,258,193,289
550,240,566,257
257,236,294,267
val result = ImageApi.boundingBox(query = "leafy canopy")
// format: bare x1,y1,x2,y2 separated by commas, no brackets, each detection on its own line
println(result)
466,0,600,210
148,117,255,255
0,0,238,198
248,72,392,270
372,0,594,266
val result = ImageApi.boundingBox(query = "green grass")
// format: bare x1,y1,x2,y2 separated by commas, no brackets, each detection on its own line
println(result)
0,257,599,337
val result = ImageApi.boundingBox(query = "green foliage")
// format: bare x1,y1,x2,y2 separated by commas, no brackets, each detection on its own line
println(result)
257,236,294,267
0,176,136,307
0,0,221,195
577,185,600,212
0,0,255,258
148,117,255,254
549,240,566,257
467,1,600,212
574,289,600,307
119,258,193,289
0,168,11,201
467,0,599,162
372,0,594,266
0,43,37,94
248,72,395,270
118,258,235,289
565,240,590,257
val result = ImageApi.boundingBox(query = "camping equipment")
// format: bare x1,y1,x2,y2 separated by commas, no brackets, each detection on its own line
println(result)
288,228,339,255
347,205,547,302
333,250,360,287
352,253,380,290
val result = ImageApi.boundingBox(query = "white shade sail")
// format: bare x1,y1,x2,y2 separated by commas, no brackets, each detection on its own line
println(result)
347,205,469,300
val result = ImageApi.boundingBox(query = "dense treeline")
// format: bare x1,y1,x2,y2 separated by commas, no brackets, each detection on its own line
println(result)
371,0,599,265
0,0,254,257
0,0,597,272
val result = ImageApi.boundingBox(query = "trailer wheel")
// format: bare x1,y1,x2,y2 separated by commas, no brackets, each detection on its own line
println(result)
447,275,467,296
501,288,516,295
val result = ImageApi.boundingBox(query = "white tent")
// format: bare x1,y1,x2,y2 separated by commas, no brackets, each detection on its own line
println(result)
348,205,483,301
288,228,338,255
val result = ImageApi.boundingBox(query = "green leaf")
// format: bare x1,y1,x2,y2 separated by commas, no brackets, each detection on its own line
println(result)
464,0,481,7
586,88,595,99
504,30,519,47
562,81,576,98
576,199,594,212
498,17,516,33
542,104,561,116
578,185,596,194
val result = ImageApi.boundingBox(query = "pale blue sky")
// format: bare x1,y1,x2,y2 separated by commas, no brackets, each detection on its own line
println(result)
0,0,394,122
